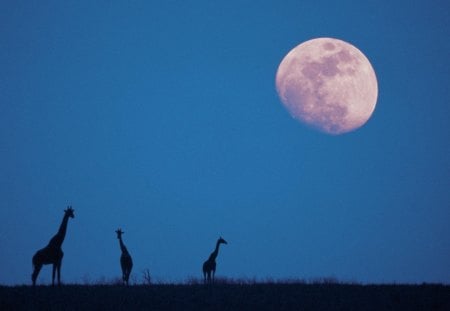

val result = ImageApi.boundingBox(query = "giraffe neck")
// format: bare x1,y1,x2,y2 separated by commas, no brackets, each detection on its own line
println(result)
209,240,221,261
119,237,129,255
49,213,70,248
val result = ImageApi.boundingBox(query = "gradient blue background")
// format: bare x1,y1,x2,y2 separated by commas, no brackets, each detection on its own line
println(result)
1,0,449,285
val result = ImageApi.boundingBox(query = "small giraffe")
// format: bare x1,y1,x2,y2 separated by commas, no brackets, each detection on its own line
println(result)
32,206,75,286
116,228,133,285
202,237,227,284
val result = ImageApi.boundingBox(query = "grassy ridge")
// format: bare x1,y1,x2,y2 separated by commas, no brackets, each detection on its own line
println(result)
1,283,449,311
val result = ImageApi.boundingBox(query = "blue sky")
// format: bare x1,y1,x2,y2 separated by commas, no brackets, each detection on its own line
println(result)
1,0,449,285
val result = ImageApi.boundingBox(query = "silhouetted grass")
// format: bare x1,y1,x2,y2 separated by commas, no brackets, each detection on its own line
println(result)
0,281,449,311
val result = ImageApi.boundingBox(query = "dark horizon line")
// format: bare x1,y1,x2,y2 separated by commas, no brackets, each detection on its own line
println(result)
1,277,449,287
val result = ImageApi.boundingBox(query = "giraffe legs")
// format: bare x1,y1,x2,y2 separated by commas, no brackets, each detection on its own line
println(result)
57,261,62,285
204,270,213,284
122,271,127,286
121,267,128,285
52,252,63,286
52,263,62,286
52,264,57,286
51,263,63,286
32,264,42,286
123,268,132,285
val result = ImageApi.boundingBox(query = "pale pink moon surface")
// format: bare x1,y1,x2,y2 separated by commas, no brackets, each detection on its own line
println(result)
275,38,378,135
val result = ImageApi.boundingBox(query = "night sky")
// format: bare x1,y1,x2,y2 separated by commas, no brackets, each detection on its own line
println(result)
1,0,449,285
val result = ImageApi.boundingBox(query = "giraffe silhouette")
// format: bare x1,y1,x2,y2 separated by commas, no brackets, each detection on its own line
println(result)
116,228,133,285
202,237,227,284
31,206,75,286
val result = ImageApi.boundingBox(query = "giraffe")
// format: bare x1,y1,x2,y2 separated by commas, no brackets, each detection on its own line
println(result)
116,228,133,285
202,237,227,284
31,206,75,286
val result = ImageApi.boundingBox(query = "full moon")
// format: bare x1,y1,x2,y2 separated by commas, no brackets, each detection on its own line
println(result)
275,37,378,135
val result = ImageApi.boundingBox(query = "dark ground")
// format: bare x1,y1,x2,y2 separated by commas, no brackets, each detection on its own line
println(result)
0,283,449,311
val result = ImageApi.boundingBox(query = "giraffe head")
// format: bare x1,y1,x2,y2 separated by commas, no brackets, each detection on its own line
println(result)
218,237,227,245
116,228,124,239
64,206,75,218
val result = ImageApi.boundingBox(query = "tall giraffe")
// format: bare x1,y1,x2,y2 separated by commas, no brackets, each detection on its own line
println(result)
31,206,75,286
202,237,227,284
116,229,133,285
